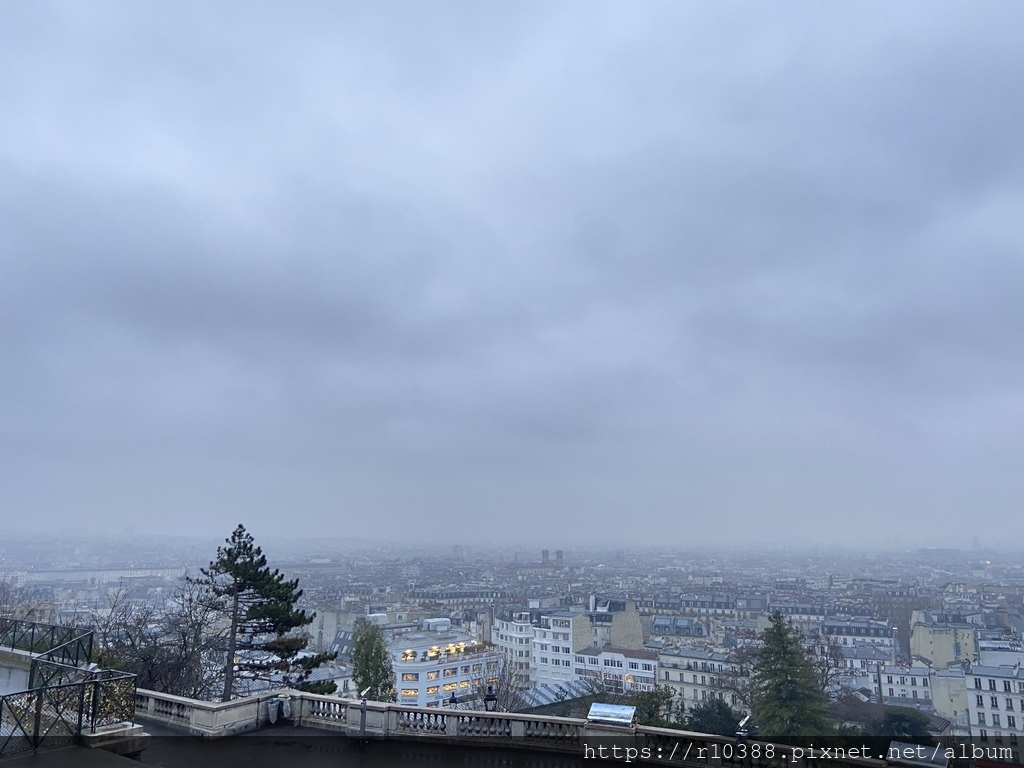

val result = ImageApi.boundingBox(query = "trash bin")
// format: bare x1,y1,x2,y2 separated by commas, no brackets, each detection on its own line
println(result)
267,696,280,724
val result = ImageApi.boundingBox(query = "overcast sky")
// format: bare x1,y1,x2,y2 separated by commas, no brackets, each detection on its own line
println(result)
1,2,1022,549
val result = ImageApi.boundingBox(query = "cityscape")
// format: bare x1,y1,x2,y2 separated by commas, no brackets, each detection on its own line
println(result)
3,529,1024,759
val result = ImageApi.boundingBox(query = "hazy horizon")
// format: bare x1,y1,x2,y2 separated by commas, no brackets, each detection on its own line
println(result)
2,3,1022,548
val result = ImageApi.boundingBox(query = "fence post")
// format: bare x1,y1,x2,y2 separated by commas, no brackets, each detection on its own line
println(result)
33,688,43,751
91,678,101,734
77,681,87,743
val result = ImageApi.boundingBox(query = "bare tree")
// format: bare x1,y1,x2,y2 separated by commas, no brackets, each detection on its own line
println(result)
472,649,529,712
710,645,757,713
807,631,854,701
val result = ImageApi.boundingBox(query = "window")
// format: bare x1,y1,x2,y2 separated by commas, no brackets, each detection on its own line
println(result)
979,713,986,725
443,683,457,692
643,664,653,672
990,680,998,691
1008,699,1015,711
979,695,986,706
443,668,457,677
459,681,469,689
976,678,984,689
563,647,570,654
472,664,481,672
993,697,1000,709
889,688,894,697
427,686,439,694
541,657,548,664
427,671,439,681
922,678,928,687
1008,716,1017,729
993,714,1001,728
401,689,418,697
1006,681,1014,693
402,673,419,681
629,662,639,670
911,678,916,686
888,676,894,684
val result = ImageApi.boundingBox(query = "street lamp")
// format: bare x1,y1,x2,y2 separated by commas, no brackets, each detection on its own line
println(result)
448,692,459,709
484,685,497,712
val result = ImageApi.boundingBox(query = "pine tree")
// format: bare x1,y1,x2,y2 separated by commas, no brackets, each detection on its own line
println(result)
194,524,334,701
751,612,832,743
350,619,395,701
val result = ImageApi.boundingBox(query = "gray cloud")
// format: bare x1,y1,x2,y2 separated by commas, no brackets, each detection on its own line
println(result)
1,1,1022,547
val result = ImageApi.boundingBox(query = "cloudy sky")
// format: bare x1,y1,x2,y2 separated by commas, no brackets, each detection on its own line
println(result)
1,2,1021,549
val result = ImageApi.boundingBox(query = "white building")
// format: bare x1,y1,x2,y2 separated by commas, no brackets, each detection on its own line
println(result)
967,664,1024,753
532,611,592,687
580,646,657,694
822,619,896,648
659,647,743,709
389,626,504,708
492,611,535,689
881,664,934,709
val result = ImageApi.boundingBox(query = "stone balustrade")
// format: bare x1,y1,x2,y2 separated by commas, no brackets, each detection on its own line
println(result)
133,688,892,768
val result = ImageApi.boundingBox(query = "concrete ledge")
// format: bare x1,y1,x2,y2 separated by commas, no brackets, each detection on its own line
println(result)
80,723,151,759
0,647,34,670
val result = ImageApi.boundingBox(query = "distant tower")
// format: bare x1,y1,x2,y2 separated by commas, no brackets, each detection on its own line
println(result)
541,549,550,564
555,550,563,565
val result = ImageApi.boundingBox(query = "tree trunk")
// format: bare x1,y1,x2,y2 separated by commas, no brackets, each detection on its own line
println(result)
222,589,239,702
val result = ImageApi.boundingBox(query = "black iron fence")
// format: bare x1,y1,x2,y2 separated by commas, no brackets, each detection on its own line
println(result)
0,618,92,660
0,618,136,758
0,672,136,758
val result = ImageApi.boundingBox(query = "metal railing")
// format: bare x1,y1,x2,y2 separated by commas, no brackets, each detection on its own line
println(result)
0,617,96,690
0,672,136,759
0,618,136,759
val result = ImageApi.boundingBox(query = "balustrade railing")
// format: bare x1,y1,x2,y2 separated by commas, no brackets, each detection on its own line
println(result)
130,689,892,768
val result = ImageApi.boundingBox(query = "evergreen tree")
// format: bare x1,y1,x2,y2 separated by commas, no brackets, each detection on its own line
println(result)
350,619,395,701
194,524,334,701
685,698,740,737
751,612,832,743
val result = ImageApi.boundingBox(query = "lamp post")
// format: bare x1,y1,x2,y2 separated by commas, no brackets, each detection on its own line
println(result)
484,685,497,712
448,692,459,710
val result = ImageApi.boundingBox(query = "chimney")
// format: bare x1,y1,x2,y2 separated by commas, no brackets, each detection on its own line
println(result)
556,550,563,565
542,550,550,564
